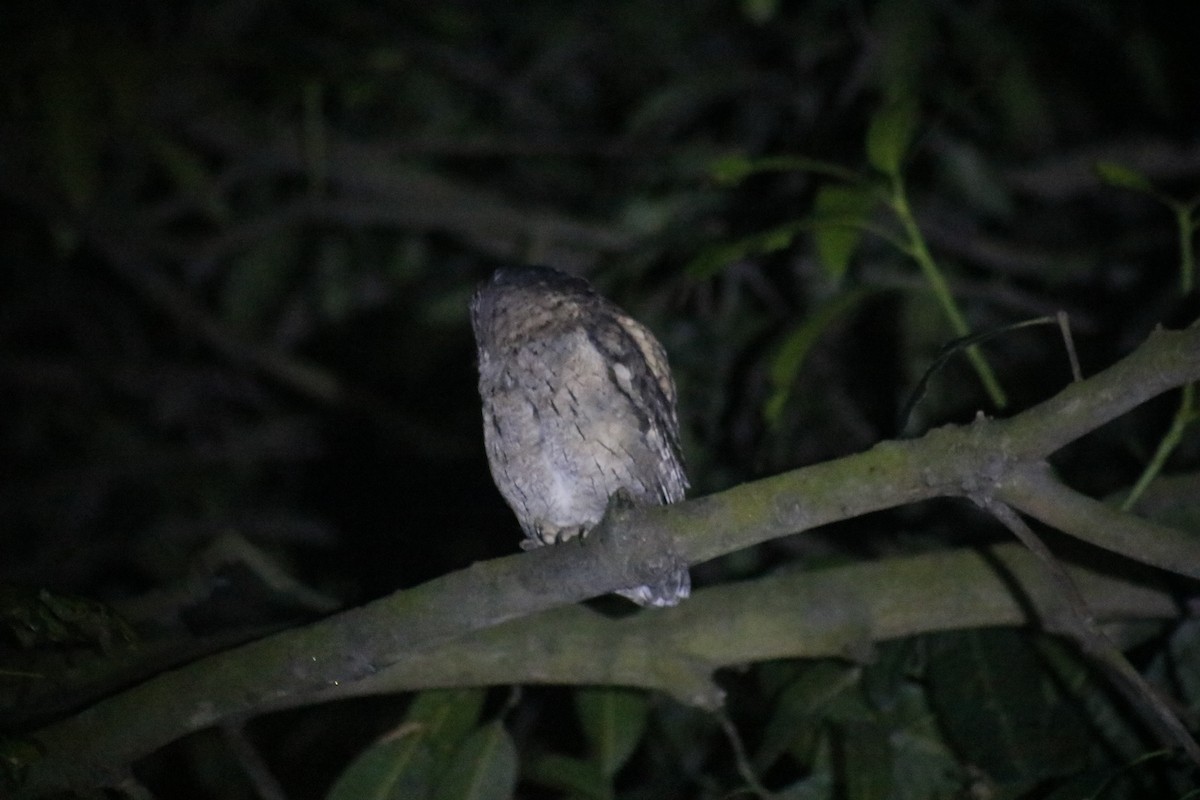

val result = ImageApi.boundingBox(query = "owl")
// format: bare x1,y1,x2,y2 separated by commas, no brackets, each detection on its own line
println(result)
470,266,689,607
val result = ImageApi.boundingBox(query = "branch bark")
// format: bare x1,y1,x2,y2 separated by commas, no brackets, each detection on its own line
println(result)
11,324,1200,796
291,542,1179,709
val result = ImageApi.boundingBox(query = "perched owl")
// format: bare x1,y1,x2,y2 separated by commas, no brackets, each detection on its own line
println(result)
470,266,689,607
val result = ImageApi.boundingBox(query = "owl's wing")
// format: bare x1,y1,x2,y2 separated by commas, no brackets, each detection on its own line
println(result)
584,307,687,493
613,314,676,409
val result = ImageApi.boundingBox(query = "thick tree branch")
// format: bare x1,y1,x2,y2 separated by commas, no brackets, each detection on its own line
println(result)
11,324,1200,796
292,542,1179,709
998,462,1200,578
11,544,1183,796
664,324,1200,566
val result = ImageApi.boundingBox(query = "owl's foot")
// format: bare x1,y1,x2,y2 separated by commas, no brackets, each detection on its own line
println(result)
527,522,591,548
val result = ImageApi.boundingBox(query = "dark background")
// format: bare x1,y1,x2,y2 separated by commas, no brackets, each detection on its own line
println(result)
2,1,1199,798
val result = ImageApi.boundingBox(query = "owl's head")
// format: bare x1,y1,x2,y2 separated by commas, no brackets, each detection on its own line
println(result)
469,266,597,353
484,265,593,295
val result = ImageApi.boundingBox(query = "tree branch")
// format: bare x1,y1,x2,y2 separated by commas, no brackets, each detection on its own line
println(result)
290,542,1179,709
665,324,1200,567
11,543,1183,796
980,498,1200,762
998,461,1200,578
11,324,1200,796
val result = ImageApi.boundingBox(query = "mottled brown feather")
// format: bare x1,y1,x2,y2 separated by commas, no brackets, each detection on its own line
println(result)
470,266,689,606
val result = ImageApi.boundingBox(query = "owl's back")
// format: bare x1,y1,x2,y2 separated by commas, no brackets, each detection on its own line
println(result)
471,266,688,606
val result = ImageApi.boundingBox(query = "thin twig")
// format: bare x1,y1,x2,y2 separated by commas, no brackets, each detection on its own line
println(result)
996,461,1200,580
1056,310,1082,382
980,497,1200,765
114,777,158,800
221,722,289,800
1121,382,1197,512
717,711,774,799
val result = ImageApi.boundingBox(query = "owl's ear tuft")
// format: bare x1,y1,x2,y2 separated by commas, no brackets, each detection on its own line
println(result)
486,265,594,296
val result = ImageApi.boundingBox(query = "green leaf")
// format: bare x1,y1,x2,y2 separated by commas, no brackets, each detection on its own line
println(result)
939,139,1014,218
925,630,1086,784
38,65,102,209
523,753,613,800
860,639,916,712
709,154,861,186
1095,161,1155,194
0,586,135,651
627,81,735,139
883,684,963,800
432,721,518,800
838,720,893,800
0,735,43,793
1037,638,1145,764
928,629,1040,782
149,136,230,223
406,688,488,759
774,771,835,800
764,289,871,428
574,686,648,778
325,729,437,800
1125,30,1172,116
685,221,805,280
994,59,1053,146
315,237,356,323
223,234,300,333
866,97,920,177
1037,767,1131,800
741,0,780,24
1169,619,1200,711
756,661,867,771
811,185,879,280
774,732,836,799
871,0,934,102
709,153,758,185
325,690,490,800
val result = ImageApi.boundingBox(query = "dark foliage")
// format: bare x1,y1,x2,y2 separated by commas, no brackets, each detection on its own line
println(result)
2,1,1199,797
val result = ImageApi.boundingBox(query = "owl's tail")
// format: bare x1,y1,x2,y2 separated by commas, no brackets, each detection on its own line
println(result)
616,565,691,607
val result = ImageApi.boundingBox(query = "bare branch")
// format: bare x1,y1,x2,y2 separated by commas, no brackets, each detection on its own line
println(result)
998,461,1200,579
12,323,1200,796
